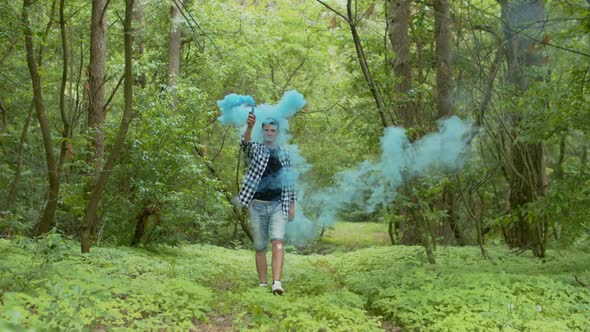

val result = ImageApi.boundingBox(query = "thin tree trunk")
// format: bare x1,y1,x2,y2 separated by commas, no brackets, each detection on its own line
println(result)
555,136,566,179
433,0,455,245
58,0,72,171
167,0,183,88
388,0,415,127
433,0,453,118
81,0,136,253
412,208,436,264
22,0,60,236
413,22,425,124
433,0,452,119
3,103,34,211
444,185,464,245
6,0,58,215
388,218,395,245
0,98,6,128
88,0,108,173
456,175,495,262
316,0,393,128
500,0,547,257
197,146,253,241
347,1,392,127
581,143,587,176
131,207,159,246
133,0,146,88
387,206,396,245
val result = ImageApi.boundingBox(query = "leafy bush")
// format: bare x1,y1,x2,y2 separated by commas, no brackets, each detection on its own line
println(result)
2,236,589,331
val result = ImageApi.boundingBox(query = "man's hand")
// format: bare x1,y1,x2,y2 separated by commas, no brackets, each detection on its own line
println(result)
288,203,295,222
244,110,255,142
247,110,256,129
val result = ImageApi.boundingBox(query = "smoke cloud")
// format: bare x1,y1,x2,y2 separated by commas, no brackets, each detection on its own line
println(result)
290,116,475,244
217,91,474,246
217,90,306,146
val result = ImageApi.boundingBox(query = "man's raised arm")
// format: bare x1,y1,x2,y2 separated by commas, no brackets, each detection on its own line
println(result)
244,110,255,142
241,110,256,159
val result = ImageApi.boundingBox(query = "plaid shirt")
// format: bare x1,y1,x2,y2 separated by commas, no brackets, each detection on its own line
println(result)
236,137,296,216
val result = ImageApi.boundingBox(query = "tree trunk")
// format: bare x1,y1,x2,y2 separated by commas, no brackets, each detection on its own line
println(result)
0,98,6,128
433,0,458,246
388,219,395,245
58,0,72,172
433,0,452,119
131,207,160,246
81,0,136,253
316,0,393,127
8,0,58,215
581,142,587,176
167,0,183,89
412,208,436,264
88,0,108,173
133,0,147,88
347,1,392,127
444,185,464,245
3,103,34,211
387,0,415,127
22,0,61,236
500,0,547,257
196,147,253,241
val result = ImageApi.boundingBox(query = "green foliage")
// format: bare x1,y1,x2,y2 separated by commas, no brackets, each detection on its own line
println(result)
1,238,213,331
1,0,589,270
236,289,382,331
320,221,390,252
2,236,590,331
341,246,590,331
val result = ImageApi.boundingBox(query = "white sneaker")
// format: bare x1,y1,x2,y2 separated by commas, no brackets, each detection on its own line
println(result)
272,281,284,295
259,282,268,287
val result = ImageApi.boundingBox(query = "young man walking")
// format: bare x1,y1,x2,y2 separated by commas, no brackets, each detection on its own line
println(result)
236,111,295,295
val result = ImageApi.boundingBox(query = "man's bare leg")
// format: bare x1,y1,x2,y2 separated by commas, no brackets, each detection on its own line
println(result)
271,240,284,281
255,251,267,284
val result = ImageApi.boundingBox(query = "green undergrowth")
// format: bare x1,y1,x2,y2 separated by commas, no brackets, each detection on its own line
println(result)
319,221,391,252
1,235,589,331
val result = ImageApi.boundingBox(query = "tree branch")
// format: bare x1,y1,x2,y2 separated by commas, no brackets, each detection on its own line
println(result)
104,73,125,111
316,0,350,24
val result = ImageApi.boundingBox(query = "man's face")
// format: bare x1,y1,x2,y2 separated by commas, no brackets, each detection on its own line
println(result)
262,123,278,144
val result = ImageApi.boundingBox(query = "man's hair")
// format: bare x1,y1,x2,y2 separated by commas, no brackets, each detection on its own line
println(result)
261,117,279,130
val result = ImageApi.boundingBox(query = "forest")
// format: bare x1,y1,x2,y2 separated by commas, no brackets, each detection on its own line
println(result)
1,0,589,330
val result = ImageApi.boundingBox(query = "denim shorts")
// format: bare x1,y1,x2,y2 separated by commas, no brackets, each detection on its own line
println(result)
249,199,287,251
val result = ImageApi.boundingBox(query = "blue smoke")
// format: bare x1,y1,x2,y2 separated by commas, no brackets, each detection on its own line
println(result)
217,90,306,146
305,116,474,239
218,91,474,246
217,94,256,127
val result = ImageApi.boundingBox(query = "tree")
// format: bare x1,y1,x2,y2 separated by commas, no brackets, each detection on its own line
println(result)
167,0,183,89
387,0,415,126
133,0,147,88
4,0,59,213
433,0,452,119
499,0,547,257
88,0,109,173
432,0,464,246
317,0,393,128
22,0,61,236
81,0,136,253
57,0,73,173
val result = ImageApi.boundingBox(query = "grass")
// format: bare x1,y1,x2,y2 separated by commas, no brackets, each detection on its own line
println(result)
321,221,390,248
1,224,590,331
296,221,390,254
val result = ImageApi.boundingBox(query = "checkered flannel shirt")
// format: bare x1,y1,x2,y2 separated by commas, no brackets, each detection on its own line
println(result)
236,137,296,216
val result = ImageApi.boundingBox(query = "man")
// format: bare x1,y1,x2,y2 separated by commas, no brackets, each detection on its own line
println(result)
236,111,295,295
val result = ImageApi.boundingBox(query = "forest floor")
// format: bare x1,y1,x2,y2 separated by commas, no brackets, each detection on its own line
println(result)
1,223,590,331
